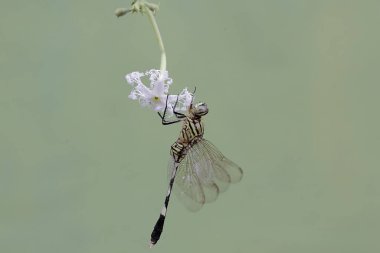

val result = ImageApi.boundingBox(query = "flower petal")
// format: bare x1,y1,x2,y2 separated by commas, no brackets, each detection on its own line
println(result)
125,71,144,86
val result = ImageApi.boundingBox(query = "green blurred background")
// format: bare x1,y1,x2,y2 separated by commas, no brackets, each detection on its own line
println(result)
1,0,379,252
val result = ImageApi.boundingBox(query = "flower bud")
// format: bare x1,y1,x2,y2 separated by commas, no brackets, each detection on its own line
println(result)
115,8,130,17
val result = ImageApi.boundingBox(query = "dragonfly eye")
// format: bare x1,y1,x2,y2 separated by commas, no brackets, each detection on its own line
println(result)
194,102,208,116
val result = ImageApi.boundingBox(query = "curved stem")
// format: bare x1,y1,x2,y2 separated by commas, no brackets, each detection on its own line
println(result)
144,6,167,75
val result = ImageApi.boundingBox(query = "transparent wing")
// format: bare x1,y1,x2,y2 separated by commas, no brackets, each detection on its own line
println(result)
174,156,207,212
167,155,206,212
199,139,243,184
168,138,243,212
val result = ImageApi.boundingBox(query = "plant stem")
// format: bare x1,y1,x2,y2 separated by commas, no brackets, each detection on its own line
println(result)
144,6,167,75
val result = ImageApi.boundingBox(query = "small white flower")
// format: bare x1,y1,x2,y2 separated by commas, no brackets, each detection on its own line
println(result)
174,88,193,112
125,70,192,116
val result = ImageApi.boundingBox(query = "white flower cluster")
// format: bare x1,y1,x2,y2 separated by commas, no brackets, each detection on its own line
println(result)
125,70,193,116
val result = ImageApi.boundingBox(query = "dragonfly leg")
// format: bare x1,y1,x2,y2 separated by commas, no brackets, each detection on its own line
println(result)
190,86,196,105
157,94,182,125
172,86,196,118
173,94,186,119
157,112,181,125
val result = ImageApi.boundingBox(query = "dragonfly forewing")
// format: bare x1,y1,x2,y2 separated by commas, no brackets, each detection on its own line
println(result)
200,139,243,183
169,138,243,212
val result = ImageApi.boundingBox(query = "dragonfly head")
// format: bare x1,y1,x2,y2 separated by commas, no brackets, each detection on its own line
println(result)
191,102,209,117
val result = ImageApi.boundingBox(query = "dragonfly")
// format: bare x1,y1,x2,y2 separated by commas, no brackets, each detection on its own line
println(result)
149,91,243,247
